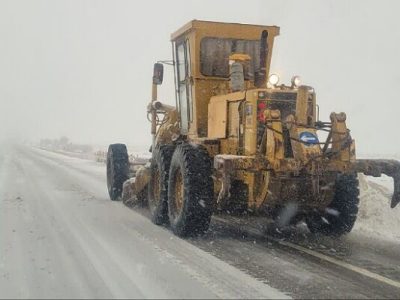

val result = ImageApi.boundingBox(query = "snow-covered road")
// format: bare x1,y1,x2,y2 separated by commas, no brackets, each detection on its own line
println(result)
0,145,286,299
1,145,400,299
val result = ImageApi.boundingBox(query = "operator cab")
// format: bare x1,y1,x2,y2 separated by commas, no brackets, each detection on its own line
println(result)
170,20,280,138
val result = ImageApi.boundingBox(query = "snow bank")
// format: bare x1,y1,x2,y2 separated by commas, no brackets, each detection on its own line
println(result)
354,173,400,241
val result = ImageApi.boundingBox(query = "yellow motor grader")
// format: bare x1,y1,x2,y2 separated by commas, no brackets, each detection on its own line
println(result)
106,20,400,237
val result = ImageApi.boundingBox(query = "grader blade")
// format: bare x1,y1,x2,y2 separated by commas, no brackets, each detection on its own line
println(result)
354,159,400,208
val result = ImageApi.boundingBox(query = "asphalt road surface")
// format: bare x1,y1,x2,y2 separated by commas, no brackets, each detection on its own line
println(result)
1,145,400,299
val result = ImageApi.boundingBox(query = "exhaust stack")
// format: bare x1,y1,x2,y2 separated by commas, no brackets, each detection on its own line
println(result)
255,30,268,88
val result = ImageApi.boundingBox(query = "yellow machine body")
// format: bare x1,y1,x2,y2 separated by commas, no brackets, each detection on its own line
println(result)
132,20,400,216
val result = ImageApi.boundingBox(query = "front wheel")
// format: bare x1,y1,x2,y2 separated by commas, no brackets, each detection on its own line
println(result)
306,173,360,237
107,144,130,200
167,144,214,237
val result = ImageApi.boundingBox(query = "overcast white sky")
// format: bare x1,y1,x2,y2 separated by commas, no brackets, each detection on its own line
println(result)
0,0,399,154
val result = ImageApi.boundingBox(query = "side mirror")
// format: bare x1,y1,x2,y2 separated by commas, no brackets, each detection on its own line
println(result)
153,63,164,85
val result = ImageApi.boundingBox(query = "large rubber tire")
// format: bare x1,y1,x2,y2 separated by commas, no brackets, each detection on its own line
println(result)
167,144,214,237
306,173,360,237
107,144,130,200
148,145,175,225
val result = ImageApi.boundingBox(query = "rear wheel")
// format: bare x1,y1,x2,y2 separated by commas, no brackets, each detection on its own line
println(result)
148,145,175,225
306,173,360,237
107,144,130,200
168,144,214,237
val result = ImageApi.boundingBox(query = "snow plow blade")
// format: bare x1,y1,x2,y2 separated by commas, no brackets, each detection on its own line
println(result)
354,159,400,208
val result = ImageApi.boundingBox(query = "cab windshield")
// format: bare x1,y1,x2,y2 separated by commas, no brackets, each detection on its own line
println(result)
200,37,261,79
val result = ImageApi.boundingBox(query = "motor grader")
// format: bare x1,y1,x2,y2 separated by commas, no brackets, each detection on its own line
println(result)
106,20,400,237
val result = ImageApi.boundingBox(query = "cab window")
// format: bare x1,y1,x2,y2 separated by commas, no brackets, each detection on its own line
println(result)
175,40,192,134
200,37,261,79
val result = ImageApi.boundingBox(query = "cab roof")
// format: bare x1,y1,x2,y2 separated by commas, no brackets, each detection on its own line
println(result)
171,20,280,41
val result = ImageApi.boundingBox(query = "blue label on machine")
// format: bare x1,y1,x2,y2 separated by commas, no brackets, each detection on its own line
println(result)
299,132,319,145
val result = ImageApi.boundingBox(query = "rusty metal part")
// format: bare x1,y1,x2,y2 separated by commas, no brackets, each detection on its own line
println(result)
262,109,284,162
134,165,151,194
214,155,234,205
122,178,137,204
330,112,355,163
353,159,400,208
121,164,152,206
295,86,309,125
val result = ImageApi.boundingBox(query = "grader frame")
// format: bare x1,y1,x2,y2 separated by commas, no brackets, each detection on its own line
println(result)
108,20,400,238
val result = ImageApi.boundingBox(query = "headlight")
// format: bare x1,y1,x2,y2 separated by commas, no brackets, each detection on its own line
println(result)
291,75,301,87
268,74,279,86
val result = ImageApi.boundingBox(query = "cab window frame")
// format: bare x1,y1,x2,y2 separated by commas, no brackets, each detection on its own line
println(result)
174,38,193,134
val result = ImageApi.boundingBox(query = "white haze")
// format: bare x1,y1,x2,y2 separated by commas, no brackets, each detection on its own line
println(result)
0,0,399,154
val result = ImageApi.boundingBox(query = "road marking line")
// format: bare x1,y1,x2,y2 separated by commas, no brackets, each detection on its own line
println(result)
213,216,400,290
272,237,400,289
